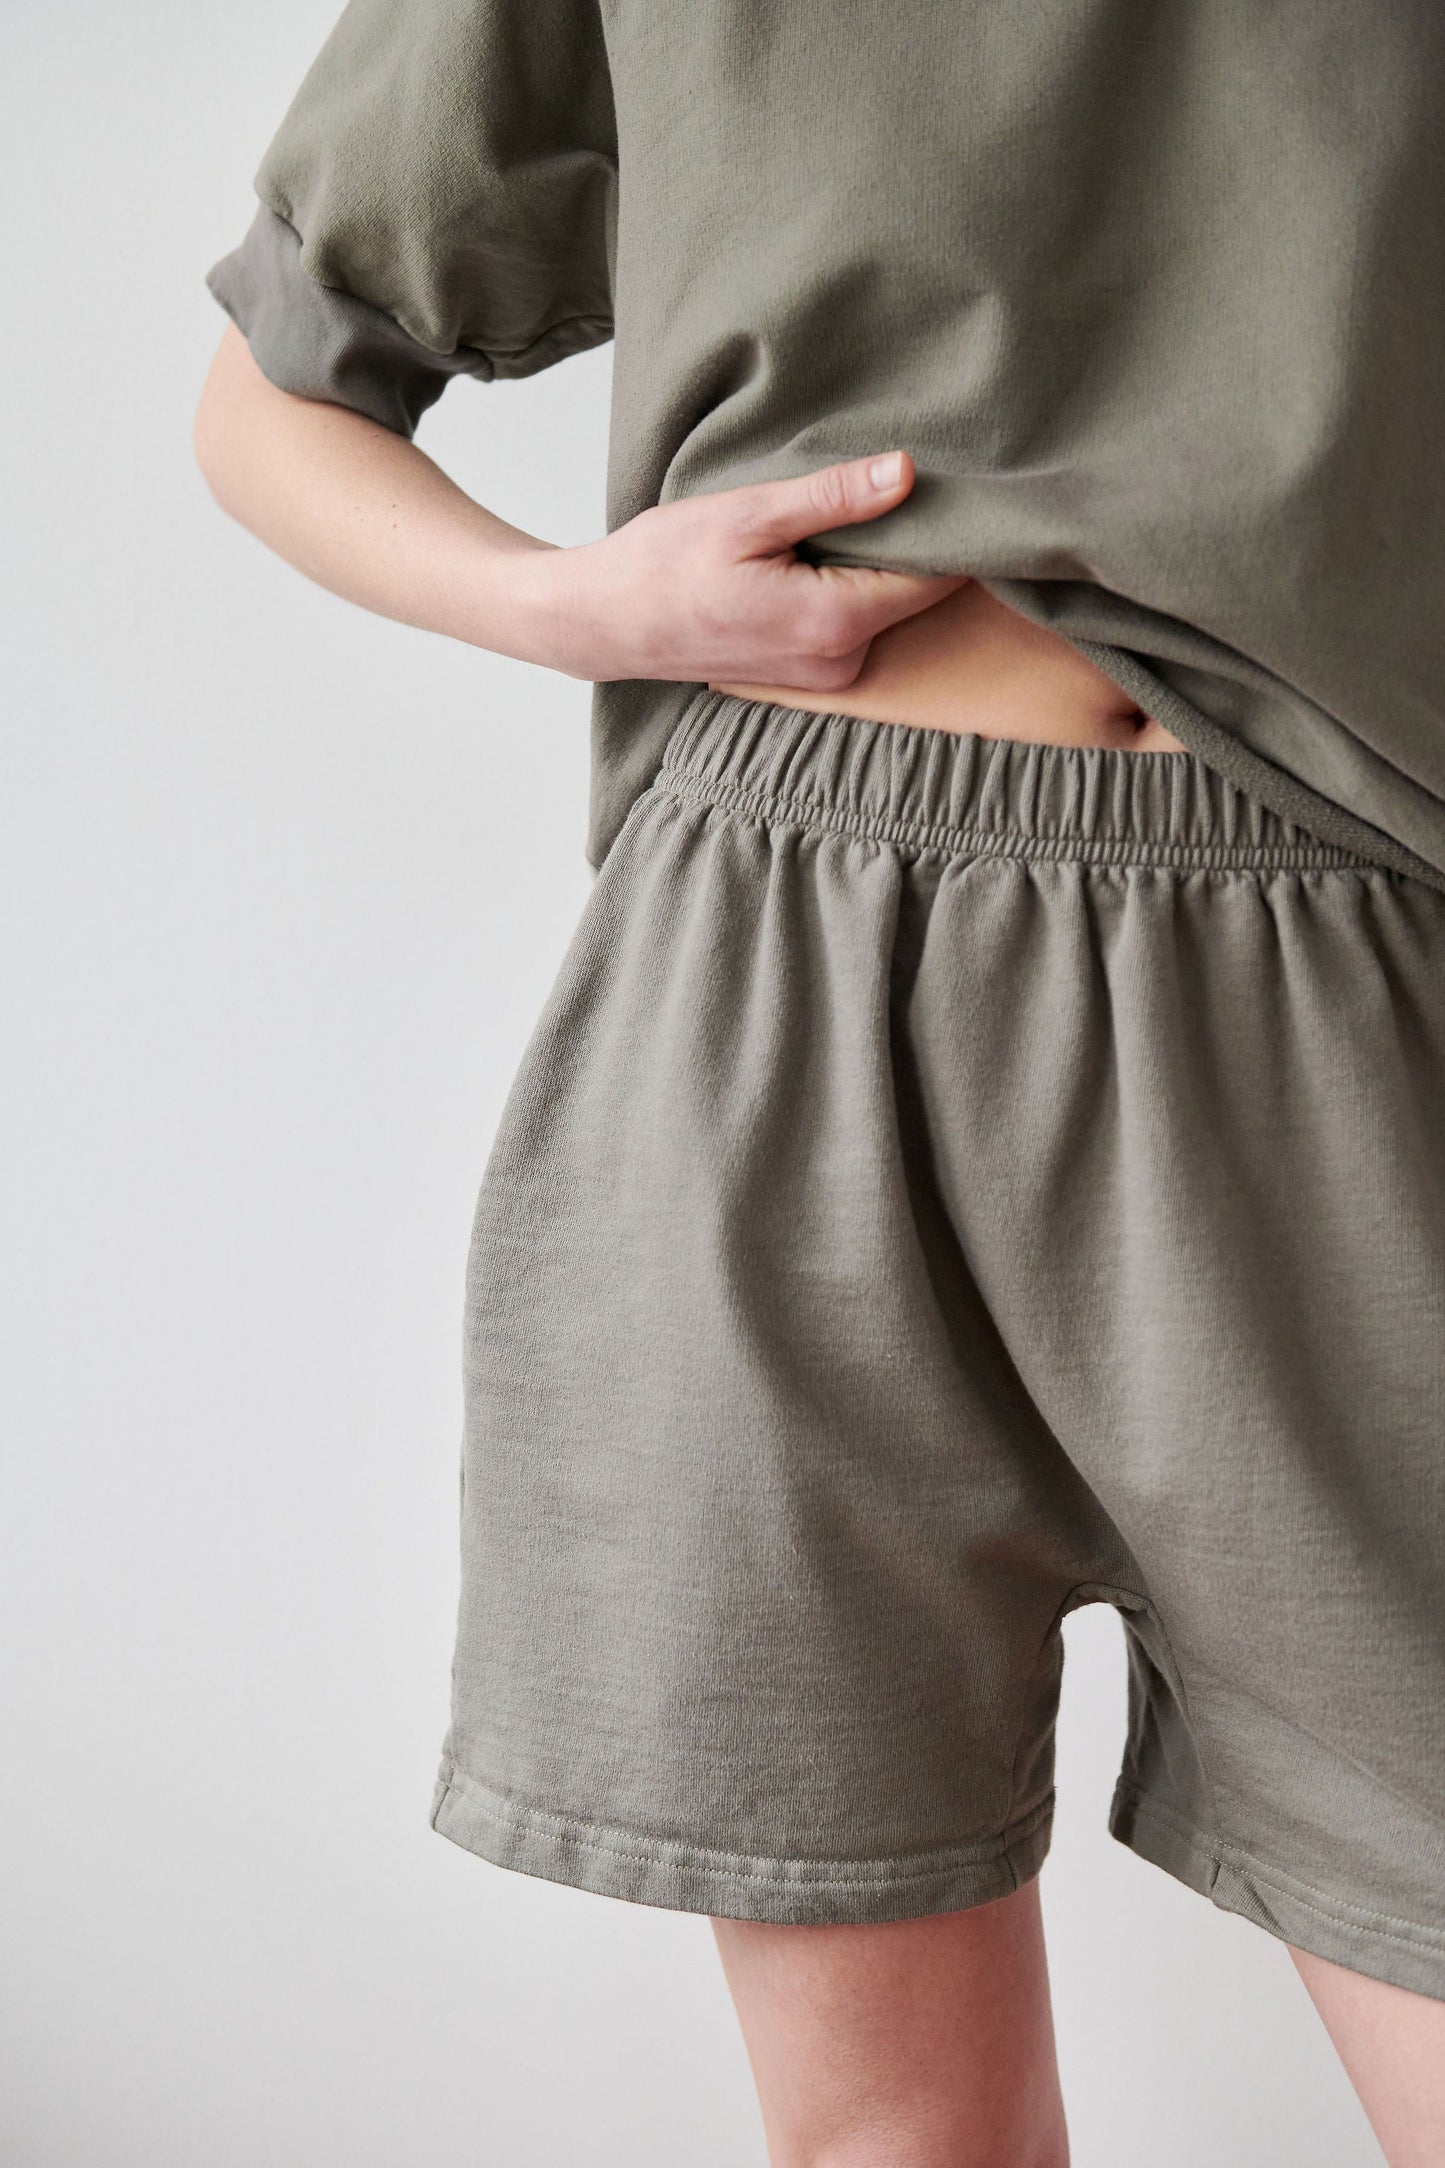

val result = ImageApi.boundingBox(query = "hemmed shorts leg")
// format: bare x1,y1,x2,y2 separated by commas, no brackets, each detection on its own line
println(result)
429,688,1445,1997
431,1768,1056,1926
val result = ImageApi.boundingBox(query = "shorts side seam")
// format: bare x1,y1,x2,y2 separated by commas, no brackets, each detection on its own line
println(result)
1115,1596,1228,1873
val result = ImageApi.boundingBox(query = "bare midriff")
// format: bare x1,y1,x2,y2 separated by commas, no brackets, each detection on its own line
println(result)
709,577,1188,753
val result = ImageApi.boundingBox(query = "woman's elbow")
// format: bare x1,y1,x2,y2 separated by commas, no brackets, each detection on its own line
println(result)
192,324,265,516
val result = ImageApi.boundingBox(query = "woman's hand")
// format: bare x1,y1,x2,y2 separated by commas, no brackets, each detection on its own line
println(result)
514,453,966,688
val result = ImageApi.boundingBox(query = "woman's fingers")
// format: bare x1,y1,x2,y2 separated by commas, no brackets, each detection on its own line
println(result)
720,450,916,554
799,561,969,646
525,449,968,683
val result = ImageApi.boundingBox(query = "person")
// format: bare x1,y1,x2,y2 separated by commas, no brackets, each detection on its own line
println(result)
194,3,1445,2160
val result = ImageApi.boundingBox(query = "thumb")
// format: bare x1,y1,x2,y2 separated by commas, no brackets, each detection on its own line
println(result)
726,451,916,554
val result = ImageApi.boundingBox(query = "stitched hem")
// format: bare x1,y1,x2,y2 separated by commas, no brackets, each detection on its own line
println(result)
1111,1781,1445,2002
429,1763,1054,1924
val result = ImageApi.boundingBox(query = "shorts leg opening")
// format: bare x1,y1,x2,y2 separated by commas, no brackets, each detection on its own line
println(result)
1110,1779,1445,2003
429,1762,1056,1927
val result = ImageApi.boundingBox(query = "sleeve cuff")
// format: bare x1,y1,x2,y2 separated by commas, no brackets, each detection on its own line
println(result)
204,202,494,438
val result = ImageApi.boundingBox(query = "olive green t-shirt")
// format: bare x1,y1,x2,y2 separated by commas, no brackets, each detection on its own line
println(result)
206,0,1445,887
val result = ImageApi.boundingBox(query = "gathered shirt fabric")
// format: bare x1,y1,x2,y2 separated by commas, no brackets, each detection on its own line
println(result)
206,0,1445,886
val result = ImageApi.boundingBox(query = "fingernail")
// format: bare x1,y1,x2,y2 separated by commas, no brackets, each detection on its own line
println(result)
867,452,903,490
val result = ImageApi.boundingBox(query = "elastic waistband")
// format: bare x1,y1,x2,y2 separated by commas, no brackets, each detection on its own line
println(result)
659,690,1378,872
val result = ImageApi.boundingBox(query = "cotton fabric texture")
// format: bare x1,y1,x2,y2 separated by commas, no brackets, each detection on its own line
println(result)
204,0,1445,887
429,690,1445,2000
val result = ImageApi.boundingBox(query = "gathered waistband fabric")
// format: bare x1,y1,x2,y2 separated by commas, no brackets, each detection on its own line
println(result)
660,689,1381,874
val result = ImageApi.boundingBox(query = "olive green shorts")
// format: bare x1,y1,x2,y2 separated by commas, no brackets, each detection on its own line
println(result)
430,689,1445,1999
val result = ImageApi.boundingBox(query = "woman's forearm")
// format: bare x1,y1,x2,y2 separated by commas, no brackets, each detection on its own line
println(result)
194,322,963,689
193,323,557,661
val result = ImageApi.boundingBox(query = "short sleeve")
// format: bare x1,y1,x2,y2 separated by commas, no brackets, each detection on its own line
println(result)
204,0,617,437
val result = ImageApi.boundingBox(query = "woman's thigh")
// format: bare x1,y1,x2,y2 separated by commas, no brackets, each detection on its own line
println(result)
1291,1948,1445,2168
711,1880,1069,2168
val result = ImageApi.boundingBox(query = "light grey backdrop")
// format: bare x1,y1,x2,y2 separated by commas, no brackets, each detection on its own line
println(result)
0,6,1384,2163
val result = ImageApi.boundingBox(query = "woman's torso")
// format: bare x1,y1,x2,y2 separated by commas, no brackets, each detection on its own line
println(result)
223,0,1445,873
709,580,1187,752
